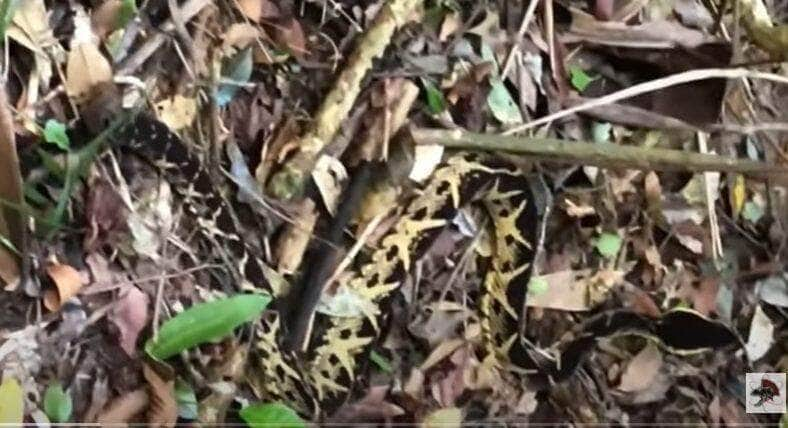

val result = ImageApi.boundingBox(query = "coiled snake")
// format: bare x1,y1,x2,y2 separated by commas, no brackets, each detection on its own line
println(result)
119,115,739,417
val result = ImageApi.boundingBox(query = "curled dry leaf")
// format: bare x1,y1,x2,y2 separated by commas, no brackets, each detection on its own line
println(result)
96,389,149,424
526,269,620,311
745,305,774,361
235,0,280,22
409,144,444,183
618,343,663,392
43,264,85,312
155,96,198,131
331,385,404,422
91,0,124,38
143,364,177,427
312,155,348,216
65,43,113,103
0,83,24,288
110,287,150,356
422,407,462,428
84,177,129,253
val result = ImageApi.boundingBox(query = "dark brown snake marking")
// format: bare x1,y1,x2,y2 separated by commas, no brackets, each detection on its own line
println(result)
119,115,739,417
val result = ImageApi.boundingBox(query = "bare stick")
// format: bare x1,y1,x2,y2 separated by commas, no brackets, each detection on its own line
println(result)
411,127,788,179
266,0,422,200
503,68,788,134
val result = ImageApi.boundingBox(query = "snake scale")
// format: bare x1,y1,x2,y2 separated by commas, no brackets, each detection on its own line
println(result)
118,114,740,417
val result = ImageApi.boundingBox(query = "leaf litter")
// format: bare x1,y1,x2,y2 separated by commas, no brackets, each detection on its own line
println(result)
0,0,785,425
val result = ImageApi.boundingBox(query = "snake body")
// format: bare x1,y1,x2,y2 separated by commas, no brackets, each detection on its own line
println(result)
119,115,739,417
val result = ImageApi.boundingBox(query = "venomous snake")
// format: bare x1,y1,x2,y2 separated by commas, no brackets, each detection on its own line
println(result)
118,114,740,417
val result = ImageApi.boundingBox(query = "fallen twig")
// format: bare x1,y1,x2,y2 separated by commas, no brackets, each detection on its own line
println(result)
411,127,788,179
266,0,423,200
503,68,788,134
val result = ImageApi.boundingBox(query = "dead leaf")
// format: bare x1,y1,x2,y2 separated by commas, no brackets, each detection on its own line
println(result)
222,23,261,52
235,0,280,22
43,264,85,312
745,305,774,361
312,155,348,216
420,339,464,371
331,385,404,422
110,287,149,356
0,85,24,288
439,13,461,41
409,144,444,183
268,17,307,58
564,8,716,48
91,0,125,38
618,343,663,392
66,43,113,102
6,0,57,104
96,388,149,424
143,364,177,427
422,407,462,428
526,269,620,311
678,276,719,317
155,96,198,131
84,177,129,253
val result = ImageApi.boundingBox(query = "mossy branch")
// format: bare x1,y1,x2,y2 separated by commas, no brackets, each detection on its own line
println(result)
410,127,788,179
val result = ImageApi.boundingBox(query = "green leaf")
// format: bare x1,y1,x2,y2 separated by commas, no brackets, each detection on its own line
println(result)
569,66,597,92
595,232,622,259
239,403,306,428
0,0,19,42
370,350,393,373
174,379,198,420
117,0,138,28
527,276,549,295
488,80,523,124
0,377,23,424
43,119,70,150
216,47,253,107
43,383,72,423
145,293,271,360
420,78,447,115
591,121,612,144
742,200,764,223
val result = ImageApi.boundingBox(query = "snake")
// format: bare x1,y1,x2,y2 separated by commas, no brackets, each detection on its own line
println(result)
117,114,740,418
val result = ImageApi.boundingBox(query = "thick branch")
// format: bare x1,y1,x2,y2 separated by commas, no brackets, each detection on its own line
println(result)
411,127,788,179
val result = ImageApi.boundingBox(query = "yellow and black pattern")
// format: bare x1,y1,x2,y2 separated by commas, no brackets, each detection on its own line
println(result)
119,115,739,417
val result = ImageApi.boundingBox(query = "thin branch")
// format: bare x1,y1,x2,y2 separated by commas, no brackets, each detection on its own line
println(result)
411,127,788,179
503,68,788,134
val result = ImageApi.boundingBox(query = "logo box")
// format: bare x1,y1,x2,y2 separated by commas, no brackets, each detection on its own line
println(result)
746,372,787,414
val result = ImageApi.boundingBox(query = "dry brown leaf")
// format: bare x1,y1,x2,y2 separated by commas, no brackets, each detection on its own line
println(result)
526,269,619,311
331,385,404,422
422,407,463,428
312,155,348,216
618,343,663,392
0,86,24,288
91,0,124,38
222,23,261,52
84,177,129,253
439,13,461,41
155,96,198,131
110,287,150,356
269,17,307,58
420,338,464,371
235,0,280,22
65,43,113,102
96,388,149,424
43,264,86,311
564,8,716,48
143,363,177,427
